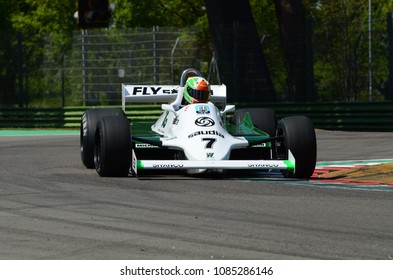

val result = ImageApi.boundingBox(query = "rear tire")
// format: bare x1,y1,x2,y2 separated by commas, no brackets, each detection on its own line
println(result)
275,116,317,178
80,108,126,168
94,115,131,177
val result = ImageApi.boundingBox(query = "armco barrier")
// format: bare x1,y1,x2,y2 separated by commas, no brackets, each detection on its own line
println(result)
236,101,393,132
0,102,392,131
0,105,162,129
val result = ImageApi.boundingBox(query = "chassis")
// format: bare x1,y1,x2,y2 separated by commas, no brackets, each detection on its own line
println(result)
80,68,317,179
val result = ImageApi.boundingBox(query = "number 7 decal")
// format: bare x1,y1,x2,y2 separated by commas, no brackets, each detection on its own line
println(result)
202,138,216,149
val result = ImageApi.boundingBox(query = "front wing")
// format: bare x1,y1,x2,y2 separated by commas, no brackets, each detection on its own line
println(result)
131,150,295,175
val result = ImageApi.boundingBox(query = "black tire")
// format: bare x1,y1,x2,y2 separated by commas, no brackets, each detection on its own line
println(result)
231,108,277,137
94,115,131,177
80,108,126,168
275,116,317,178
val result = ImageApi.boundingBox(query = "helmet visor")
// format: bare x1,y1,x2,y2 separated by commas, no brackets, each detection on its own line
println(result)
186,86,210,102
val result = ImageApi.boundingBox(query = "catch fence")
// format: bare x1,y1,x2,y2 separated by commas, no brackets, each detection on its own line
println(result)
40,27,201,106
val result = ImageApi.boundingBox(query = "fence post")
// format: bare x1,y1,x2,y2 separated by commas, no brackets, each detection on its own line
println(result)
171,37,180,84
387,13,393,101
17,32,24,108
60,47,67,107
82,29,88,106
367,0,374,101
153,26,160,84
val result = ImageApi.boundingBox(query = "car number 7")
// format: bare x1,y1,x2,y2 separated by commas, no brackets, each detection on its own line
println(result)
202,138,216,149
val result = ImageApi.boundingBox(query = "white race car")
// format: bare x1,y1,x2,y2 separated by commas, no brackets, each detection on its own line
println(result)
80,68,317,178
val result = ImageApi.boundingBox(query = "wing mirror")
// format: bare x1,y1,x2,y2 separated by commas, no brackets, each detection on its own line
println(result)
221,105,235,114
161,104,177,113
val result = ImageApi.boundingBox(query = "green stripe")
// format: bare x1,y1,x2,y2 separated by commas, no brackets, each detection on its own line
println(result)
0,130,79,136
137,160,144,169
284,160,295,170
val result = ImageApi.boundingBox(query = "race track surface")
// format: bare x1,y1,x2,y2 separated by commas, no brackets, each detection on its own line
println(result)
0,130,393,259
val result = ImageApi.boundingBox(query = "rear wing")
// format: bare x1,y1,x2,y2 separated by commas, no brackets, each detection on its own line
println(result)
122,84,227,111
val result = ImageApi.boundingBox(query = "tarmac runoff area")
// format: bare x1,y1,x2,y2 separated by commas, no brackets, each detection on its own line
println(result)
1,129,392,187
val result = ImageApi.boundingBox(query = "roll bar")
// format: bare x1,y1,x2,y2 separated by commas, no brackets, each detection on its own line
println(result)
179,68,203,87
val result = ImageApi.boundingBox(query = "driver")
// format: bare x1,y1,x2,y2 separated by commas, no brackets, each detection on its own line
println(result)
171,76,211,110
182,77,211,105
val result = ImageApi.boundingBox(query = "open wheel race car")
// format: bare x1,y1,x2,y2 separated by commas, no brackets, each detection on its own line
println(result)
80,68,317,179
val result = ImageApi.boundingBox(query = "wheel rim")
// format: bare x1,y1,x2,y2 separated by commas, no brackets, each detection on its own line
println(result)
275,127,286,160
275,126,294,177
94,133,102,172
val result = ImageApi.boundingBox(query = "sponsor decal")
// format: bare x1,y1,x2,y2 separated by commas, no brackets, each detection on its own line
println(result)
195,105,210,114
251,143,267,147
206,152,214,158
161,111,169,128
188,130,224,139
195,116,215,127
135,143,157,148
152,164,184,168
132,86,178,95
248,163,279,168
172,116,179,125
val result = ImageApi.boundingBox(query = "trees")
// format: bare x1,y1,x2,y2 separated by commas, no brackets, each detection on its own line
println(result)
111,0,208,28
0,0,17,105
111,0,212,72
2,0,76,106
10,0,76,65
304,0,392,101
1,0,393,106
273,0,309,101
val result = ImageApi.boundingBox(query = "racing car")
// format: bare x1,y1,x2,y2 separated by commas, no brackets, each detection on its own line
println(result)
80,68,317,178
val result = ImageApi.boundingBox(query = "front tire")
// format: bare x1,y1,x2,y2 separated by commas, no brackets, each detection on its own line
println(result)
80,108,126,168
94,115,131,177
275,116,317,178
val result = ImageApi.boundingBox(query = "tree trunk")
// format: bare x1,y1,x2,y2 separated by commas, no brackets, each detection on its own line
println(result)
274,0,309,101
205,0,276,102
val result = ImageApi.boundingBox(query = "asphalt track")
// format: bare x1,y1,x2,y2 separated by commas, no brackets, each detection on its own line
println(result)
0,129,393,259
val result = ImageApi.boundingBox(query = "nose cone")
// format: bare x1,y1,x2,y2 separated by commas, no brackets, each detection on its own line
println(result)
184,130,232,161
